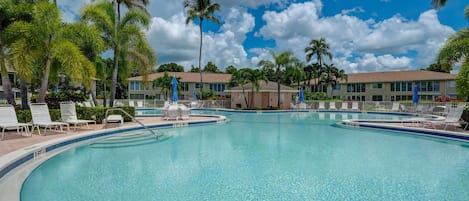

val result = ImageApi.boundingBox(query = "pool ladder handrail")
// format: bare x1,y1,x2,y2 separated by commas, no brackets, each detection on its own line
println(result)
104,108,157,136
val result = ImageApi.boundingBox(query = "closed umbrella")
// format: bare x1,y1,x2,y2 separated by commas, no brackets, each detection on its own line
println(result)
171,77,178,103
413,85,419,104
193,88,197,101
299,88,305,103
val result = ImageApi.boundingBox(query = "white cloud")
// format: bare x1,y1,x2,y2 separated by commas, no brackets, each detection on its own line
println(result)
341,7,365,15
257,1,455,72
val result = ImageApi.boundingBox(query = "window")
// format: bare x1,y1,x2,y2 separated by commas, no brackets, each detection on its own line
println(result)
129,81,141,91
421,81,427,92
391,83,395,91
362,96,365,101
372,95,383,101
347,83,365,92
181,83,189,91
401,82,407,91
372,83,383,89
391,96,395,101
395,82,401,91
333,84,341,90
407,82,412,91
434,81,440,91
209,83,226,92
195,83,201,88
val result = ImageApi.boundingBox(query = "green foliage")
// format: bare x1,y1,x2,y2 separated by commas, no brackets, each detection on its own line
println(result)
157,63,184,72
15,106,135,124
31,91,87,109
189,65,200,72
425,63,450,73
225,65,237,74
203,61,222,73
304,91,331,100
202,90,217,100
456,59,469,101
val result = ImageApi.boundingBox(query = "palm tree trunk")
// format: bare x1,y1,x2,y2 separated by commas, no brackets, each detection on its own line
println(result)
20,79,28,109
198,18,204,100
250,87,254,109
0,54,15,105
38,54,52,103
110,0,119,107
242,87,248,108
277,67,280,108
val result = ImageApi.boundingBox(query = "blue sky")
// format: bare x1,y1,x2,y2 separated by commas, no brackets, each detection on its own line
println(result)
59,0,467,73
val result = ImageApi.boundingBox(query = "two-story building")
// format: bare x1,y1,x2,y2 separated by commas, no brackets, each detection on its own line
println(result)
127,72,232,100
308,70,457,101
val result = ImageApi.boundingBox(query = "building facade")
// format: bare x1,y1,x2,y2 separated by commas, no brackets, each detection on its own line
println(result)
308,70,457,101
127,72,232,100
227,81,298,109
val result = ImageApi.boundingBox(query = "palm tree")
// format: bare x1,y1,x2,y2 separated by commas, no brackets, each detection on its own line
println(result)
258,51,296,108
183,0,221,99
229,68,249,108
304,38,332,90
247,69,268,109
319,64,347,97
153,72,173,101
437,5,469,100
6,1,96,103
81,1,156,107
432,0,448,8
286,61,305,87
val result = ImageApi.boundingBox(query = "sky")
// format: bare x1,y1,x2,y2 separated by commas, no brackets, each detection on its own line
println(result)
58,0,468,73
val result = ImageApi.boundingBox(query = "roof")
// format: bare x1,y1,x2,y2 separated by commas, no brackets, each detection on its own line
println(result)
307,70,456,84
127,72,232,83
227,81,298,92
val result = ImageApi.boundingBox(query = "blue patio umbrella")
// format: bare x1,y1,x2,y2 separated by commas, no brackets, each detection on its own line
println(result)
413,85,419,104
299,88,305,103
171,76,178,103
193,88,197,101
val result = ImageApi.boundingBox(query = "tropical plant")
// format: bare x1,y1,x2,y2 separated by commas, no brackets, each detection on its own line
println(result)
258,51,297,108
229,68,249,107
157,63,185,72
225,65,237,74
246,69,268,109
285,61,305,87
304,38,332,89
5,1,96,103
455,60,469,100
183,0,221,98
189,65,200,72
319,64,347,96
432,0,448,8
436,5,469,99
153,72,172,101
81,1,156,107
203,61,222,73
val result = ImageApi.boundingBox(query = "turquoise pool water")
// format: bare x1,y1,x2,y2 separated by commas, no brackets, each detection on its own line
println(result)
21,112,469,200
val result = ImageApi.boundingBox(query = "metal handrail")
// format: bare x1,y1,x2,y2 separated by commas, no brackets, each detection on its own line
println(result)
104,108,156,135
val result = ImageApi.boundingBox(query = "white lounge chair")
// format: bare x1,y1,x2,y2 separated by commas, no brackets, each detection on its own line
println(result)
179,104,191,120
340,102,349,110
30,103,69,135
137,101,143,108
60,102,96,130
318,102,325,110
104,115,123,125
128,100,135,107
391,102,400,112
163,104,179,120
328,102,337,110
351,102,359,111
0,105,31,140
190,101,199,108
423,105,466,130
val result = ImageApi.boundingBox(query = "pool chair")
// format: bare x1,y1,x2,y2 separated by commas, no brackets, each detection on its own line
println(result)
422,105,466,130
60,102,96,130
0,105,31,140
163,104,179,120
137,101,144,108
391,102,400,112
179,105,191,120
190,101,199,108
104,115,123,125
290,103,297,109
129,100,135,107
30,103,69,135
340,102,349,110
351,102,360,111
328,102,337,110
318,102,326,110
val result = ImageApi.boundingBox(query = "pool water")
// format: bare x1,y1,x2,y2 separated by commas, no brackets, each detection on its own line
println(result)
21,112,469,200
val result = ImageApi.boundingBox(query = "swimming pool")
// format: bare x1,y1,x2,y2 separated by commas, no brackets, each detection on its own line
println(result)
21,112,469,200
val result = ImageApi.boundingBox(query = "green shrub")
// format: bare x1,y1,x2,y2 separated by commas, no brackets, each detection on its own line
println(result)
15,106,135,124
304,91,331,100
31,92,87,109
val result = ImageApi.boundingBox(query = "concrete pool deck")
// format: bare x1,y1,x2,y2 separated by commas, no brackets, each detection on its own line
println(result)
0,115,218,157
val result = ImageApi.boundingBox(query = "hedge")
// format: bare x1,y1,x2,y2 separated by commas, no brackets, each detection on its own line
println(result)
16,106,135,124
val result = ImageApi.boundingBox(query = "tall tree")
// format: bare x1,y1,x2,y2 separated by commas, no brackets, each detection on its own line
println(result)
225,65,237,74
183,0,221,99
82,1,156,107
203,61,221,73
304,38,332,90
258,51,297,108
6,1,96,103
228,68,249,108
432,0,448,8
436,5,469,100
157,63,185,72
153,72,172,101
286,61,305,88
319,64,347,96
246,68,268,109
